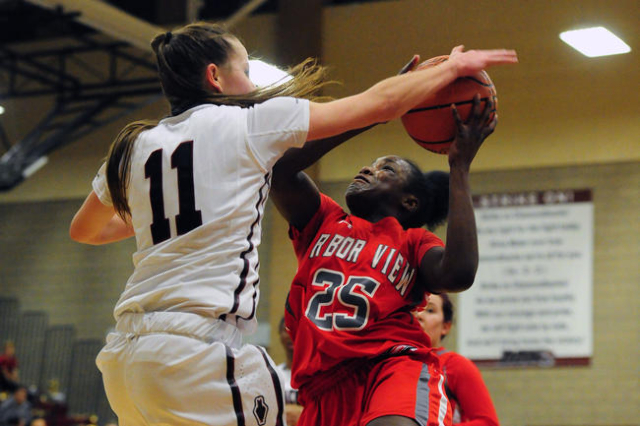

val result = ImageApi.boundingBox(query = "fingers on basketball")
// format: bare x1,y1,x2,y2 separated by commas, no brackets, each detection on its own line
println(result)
401,56,498,155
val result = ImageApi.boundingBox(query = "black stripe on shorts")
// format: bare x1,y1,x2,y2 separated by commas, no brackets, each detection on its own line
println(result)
226,345,245,426
256,345,284,426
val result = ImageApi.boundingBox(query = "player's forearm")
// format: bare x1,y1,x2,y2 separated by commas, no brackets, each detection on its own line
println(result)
95,215,135,244
439,166,478,291
365,60,459,122
276,126,373,177
455,388,500,426
72,213,133,245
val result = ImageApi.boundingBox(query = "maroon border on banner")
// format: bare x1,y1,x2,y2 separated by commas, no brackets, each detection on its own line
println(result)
472,357,591,368
472,189,592,208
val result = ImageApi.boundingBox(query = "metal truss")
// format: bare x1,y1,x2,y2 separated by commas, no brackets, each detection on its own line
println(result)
0,5,162,191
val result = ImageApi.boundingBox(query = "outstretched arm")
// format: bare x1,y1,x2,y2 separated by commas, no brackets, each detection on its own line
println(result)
305,47,516,142
271,56,423,230
420,95,495,293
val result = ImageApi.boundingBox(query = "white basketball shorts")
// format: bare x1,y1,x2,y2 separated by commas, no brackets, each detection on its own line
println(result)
96,312,286,426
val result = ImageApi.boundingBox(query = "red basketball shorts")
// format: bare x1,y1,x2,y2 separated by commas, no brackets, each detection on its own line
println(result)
297,355,452,426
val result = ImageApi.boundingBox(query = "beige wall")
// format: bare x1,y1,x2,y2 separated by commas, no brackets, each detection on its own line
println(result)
0,200,135,339
1,2,638,425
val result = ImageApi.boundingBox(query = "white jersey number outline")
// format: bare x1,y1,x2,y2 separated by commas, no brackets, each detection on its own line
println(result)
305,268,380,331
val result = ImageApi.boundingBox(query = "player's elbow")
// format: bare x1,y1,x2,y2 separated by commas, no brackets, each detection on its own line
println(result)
449,276,475,293
69,228,89,244
443,265,477,293
69,222,98,245
69,222,82,242
476,415,499,426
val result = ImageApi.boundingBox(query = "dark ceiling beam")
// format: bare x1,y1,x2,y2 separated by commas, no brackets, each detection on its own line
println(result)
0,40,160,99
25,0,164,52
0,2,163,191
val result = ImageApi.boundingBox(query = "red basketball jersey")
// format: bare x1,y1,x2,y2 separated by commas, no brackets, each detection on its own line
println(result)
286,194,444,390
436,349,499,425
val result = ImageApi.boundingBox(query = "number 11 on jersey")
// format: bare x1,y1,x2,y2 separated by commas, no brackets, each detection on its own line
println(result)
145,140,203,244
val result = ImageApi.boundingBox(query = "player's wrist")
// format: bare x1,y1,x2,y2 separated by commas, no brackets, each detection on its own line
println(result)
444,55,463,78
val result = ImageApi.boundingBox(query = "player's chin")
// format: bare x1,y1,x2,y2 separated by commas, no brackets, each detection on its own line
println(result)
345,188,369,215
345,181,366,196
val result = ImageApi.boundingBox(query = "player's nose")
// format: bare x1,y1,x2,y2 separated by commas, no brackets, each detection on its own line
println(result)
358,166,373,175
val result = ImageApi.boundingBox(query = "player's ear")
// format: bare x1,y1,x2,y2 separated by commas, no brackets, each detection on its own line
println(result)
441,321,452,338
204,63,223,93
402,194,419,213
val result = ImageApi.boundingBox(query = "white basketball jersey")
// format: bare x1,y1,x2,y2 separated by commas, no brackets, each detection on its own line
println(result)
93,97,309,333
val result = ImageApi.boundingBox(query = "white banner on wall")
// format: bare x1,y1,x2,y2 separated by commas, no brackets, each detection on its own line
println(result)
458,189,593,367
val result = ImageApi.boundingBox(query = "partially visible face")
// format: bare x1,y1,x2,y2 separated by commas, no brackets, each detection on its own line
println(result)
14,387,27,404
345,156,413,213
217,37,255,95
279,325,294,358
414,294,451,348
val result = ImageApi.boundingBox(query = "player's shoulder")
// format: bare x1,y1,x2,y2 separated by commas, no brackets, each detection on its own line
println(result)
253,96,307,110
319,193,345,213
292,193,347,245
442,351,480,371
405,226,434,238
405,226,444,246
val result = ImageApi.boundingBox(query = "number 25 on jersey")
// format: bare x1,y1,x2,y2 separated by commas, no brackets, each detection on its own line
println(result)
305,268,381,331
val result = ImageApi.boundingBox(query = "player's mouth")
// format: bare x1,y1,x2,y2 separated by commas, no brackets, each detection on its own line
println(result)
352,174,369,184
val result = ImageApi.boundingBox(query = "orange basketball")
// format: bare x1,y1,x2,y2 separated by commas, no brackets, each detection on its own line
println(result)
401,55,497,154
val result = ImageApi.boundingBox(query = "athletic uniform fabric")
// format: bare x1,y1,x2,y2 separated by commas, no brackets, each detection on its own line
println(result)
286,193,451,426
97,312,285,426
436,348,499,426
92,97,309,426
93,97,309,333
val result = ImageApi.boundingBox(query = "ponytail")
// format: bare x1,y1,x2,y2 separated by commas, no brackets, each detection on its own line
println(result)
403,160,449,230
106,120,157,220
152,22,335,115
423,170,449,230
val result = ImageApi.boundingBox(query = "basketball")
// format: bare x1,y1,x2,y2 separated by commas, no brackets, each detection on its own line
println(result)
401,55,498,154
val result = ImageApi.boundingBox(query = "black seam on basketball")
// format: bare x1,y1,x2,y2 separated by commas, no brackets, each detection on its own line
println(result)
462,76,493,87
411,135,455,145
407,97,491,113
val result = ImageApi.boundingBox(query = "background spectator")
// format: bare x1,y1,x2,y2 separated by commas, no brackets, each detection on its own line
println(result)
29,418,46,426
415,293,500,426
0,386,32,426
0,342,19,394
275,318,302,426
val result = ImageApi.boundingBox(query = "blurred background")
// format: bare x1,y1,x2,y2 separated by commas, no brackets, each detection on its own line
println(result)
0,0,638,425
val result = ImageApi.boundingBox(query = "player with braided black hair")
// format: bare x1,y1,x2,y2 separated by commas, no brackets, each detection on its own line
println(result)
271,94,498,426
